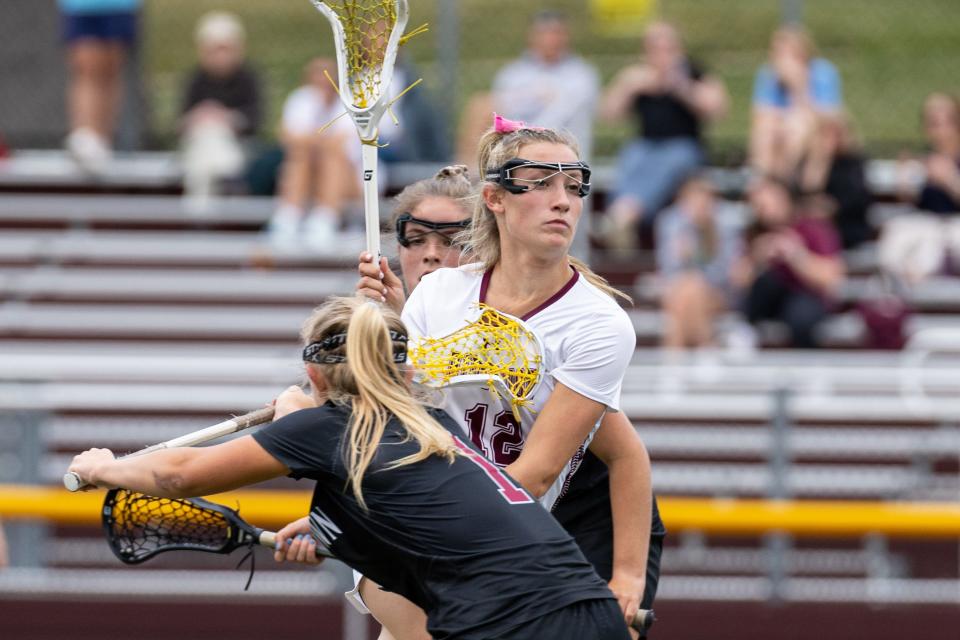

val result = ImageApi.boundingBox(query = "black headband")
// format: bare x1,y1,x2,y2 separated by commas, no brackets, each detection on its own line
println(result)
485,158,592,197
395,213,470,248
302,330,408,364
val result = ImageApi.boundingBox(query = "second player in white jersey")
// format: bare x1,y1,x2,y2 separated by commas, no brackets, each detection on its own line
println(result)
403,262,636,508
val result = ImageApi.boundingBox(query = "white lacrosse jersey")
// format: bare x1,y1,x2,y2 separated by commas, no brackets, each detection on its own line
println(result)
403,263,635,509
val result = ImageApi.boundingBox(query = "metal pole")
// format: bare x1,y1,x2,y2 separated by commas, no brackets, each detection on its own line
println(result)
2,409,48,568
765,387,792,603
436,0,460,144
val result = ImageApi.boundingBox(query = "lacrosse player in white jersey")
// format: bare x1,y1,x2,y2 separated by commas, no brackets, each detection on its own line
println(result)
352,117,655,640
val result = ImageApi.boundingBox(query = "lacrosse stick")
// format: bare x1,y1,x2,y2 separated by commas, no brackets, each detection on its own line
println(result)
407,304,545,422
101,488,332,564
101,488,652,632
63,407,275,492
310,0,417,260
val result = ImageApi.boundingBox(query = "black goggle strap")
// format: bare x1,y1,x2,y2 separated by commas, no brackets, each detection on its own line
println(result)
395,213,470,247
484,158,592,197
303,330,408,364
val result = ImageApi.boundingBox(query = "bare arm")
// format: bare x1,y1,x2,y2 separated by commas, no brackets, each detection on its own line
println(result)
599,65,654,123
777,232,846,295
67,435,289,499
589,411,652,626
673,74,729,122
504,383,605,498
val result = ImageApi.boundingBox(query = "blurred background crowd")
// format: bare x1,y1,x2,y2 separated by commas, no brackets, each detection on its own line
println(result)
3,0,954,354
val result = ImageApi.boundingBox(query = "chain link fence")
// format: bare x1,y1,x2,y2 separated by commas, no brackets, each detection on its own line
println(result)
1,0,957,162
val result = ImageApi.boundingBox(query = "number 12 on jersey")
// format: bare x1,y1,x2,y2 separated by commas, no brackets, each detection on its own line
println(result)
464,402,524,466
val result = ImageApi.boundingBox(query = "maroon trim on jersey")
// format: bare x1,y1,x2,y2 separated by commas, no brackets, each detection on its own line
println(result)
479,266,580,321
479,267,493,304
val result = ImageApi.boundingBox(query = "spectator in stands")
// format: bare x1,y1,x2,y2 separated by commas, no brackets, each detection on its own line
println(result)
599,21,729,246
179,11,263,213
881,93,960,285
267,57,362,251
456,10,599,163
59,0,142,173
377,54,451,164
799,113,873,249
735,176,846,348
656,175,742,350
897,92,960,214
749,25,843,184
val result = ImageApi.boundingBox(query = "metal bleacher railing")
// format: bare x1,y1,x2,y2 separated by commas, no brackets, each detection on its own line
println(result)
0,180,958,615
2,348,959,607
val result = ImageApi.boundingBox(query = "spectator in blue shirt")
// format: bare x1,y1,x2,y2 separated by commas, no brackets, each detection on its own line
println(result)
749,26,843,183
59,0,142,174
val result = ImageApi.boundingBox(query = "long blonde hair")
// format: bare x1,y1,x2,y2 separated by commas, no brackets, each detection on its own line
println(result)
462,126,631,303
302,297,458,508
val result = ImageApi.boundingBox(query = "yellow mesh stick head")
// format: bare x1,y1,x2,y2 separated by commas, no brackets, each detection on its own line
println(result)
312,0,409,140
408,305,544,418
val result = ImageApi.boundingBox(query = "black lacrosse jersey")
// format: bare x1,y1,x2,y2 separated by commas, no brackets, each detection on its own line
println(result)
252,403,613,640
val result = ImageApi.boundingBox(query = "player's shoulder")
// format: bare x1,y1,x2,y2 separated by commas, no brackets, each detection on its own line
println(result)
417,263,484,292
559,274,634,335
265,404,346,436
568,272,629,316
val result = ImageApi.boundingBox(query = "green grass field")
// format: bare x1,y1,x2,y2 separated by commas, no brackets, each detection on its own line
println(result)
143,0,958,161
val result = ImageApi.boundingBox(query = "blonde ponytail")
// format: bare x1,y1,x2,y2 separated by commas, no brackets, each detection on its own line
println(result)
302,297,458,509
569,256,632,304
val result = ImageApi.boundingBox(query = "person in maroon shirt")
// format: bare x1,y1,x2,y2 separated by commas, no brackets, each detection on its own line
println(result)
735,176,846,348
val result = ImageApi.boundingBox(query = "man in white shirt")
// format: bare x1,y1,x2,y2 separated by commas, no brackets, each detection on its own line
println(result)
457,11,600,163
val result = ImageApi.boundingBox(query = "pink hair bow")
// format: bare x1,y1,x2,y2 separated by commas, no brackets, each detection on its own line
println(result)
493,113,544,134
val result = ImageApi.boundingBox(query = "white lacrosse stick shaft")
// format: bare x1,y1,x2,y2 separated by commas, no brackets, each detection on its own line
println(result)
361,143,381,258
63,407,275,492
311,0,410,261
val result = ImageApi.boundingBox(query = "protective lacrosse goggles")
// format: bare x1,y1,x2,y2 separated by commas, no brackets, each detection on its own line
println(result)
303,330,408,365
485,158,592,197
395,213,470,248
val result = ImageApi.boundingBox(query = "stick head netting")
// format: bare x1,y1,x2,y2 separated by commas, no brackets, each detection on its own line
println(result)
311,0,409,141
408,305,544,419
102,488,256,564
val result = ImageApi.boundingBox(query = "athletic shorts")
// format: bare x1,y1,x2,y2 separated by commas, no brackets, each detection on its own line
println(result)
62,12,139,45
495,598,631,640
345,569,370,614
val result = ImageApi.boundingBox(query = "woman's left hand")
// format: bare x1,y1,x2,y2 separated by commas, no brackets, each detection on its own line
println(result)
67,448,117,490
609,570,646,632
273,385,318,420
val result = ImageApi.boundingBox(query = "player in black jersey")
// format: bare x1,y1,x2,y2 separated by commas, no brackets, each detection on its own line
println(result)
68,296,630,640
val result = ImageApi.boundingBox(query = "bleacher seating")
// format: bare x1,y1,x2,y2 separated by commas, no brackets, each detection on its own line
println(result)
0,156,957,639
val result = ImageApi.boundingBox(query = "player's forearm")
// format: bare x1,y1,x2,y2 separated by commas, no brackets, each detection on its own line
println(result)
90,448,211,498
504,459,557,499
608,440,653,582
